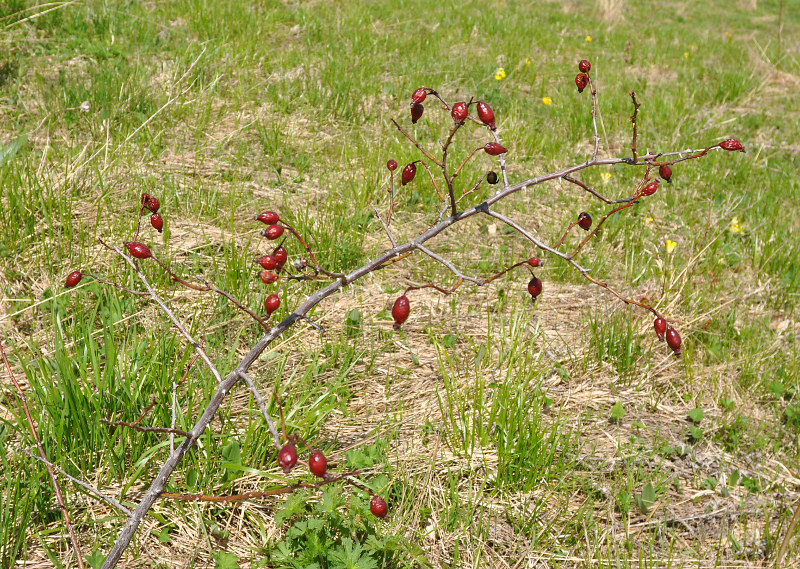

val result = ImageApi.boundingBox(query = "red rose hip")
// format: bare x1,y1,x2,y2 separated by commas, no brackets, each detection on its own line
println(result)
260,271,279,284
308,451,327,477
263,224,285,240
476,101,495,129
528,257,542,267
575,73,588,93
150,213,163,233
659,164,673,183
125,242,152,259
255,211,280,225
273,246,288,270
641,180,659,196
386,159,398,172
264,294,281,316
451,102,468,123
370,495,388,518
277,443,298,473
484,142,507,156
257,255,278,270
719,138,744,152
65,271,83,288
392,295,410,329
411,102,424,124
579,59,591,73
577,212,592,230
411,87,427,104
401,163,416,186
654,317,667,341
527,276,542,299
665,327,682,356
145,196,160,213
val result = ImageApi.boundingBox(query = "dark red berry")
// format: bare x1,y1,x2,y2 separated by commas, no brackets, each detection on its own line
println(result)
719,138,744,152
579,59,591,73
277,443,297,473
140,192,150,206
476,101,496,129
255,211,280,225
528,257,542,267
257,255,278,270
150,213,163,233
370,495,388,519
527,276,542,299
575,73,588,93
401,163,416,186
260,271,279,284
641,180,659,196
265,294,281,316
263,224,285,240
451,102,468,123
125,242,152,259
392,295,410,329
654,317,667,341
308,451,327,477
666,327,682,356
484,142,507,156
273,246,288,270
387,159,398,172
65,271,83,288
577,212,592,231
486,171,498,184
411,88,427,104
145,197,160,213
411,102,424,124
659,164,673,183
264,293,281,315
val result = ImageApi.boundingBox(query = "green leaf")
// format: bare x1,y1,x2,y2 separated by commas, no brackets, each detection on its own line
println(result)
0,137,26,169
86,550,106,569
687,407,704,424
609,402,626,422
634,483,656,514
213,550,240,569
688,425,703,443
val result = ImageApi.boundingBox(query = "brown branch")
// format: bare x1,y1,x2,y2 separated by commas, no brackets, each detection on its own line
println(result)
390,118,444,167
100,418,191,438
630,91,642,163
561,175,631,205
569,201,639,258
1,340,85,569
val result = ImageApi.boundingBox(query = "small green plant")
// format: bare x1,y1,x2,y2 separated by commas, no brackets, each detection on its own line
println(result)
633,483,657,515
609,402,626,424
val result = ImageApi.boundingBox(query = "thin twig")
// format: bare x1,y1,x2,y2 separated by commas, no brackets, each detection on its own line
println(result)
1,340,85,568
390,118,443,167
415,244,483,285
374,208,397,247
239,372,281,450
588,76,600,161
562,175,631,205
630,91,642,163
18,447,133,516
100,419,191,438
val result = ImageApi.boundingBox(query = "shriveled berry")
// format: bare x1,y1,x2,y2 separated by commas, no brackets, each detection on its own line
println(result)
666,327,682,356
411,102,424,124
527,275,542,299
476,101,496,129
308,451,327,477
579,59,591,73
641,180,659,196
387,159,398,172
277,443,297,473
577,212,592,231
263,224,285,240
575,73,588,93
451,102,468,123
125,242,152,259
150,213,163,233
257,255,278,270
654,317,667,341
65,271,83,288
273,246,288,269
659,164,673,183
411,87,427,104
719,138,744,152
370,495,388,519
145,197,160,213
486,171,498,184
484,142,507,156
392,295,410,329
528,257,542,267
401,163,417,186
260,271,279,284
255,211,280,225
264,294,281,316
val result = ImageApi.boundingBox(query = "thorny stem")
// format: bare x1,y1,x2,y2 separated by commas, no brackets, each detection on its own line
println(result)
630,91,642,163
1,340,86,569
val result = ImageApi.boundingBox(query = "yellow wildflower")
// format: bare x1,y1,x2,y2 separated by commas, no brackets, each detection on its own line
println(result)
690,44,696,51
684,52,690,59
645,216,654,224
542,97,552,105
585,35,592,42
494,67,506,81
600,172,611,184
664,240,677,254
525,57,532,66
725,31,732,38
729,216,746,233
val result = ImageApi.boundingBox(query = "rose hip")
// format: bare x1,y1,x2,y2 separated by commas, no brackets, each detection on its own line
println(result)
273,246,288,270
255,211,280,225
577,212,592,230
411,102,424,124
370,495,388,518
257,255,278,270
659,164,672,183
401,163,416,186
641,180,659,196
579,59,591,73
476,101,496,129
575,73,588,93
65,271,83,288
484,142,507,156
277,443,297,473
260,271,279,284
150,213,163,233
666,327,682,356
719,138,744,152
264,294,281,316
308,451,327,477
387,159,398,172
411,87,427,104
145,197,160,213
125,242,152,259
392,295,410,329
263,224,285,240
527,276,542,299
486,171,498,184
451,102,468,123
654,317,667,341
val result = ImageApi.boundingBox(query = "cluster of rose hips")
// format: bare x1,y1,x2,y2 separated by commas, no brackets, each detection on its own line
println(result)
409,87,499,133
276,438,388,518
575,59,591,93
254,211,289,318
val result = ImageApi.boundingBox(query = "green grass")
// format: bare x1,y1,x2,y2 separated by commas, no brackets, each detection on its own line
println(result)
1,0,799,567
